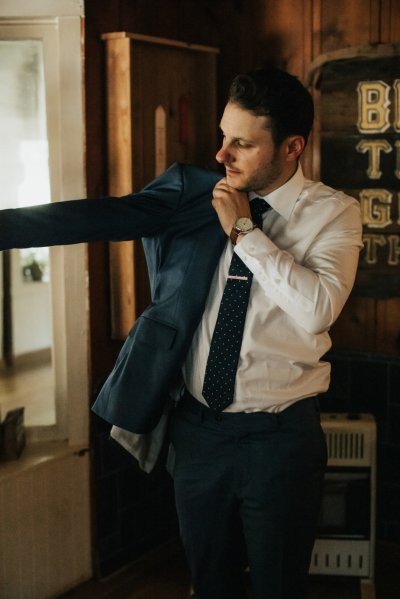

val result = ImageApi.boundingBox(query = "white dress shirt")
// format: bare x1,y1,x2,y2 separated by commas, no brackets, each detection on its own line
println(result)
182,165,363,412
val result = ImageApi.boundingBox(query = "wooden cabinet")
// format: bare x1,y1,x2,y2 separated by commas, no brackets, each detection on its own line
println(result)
103,32,219,338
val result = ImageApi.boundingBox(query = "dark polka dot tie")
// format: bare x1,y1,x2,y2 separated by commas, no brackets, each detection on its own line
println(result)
202,197,271,412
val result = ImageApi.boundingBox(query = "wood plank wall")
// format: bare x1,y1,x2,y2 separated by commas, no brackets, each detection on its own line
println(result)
84,0,400,398
84,0,254,390
251,0,400,355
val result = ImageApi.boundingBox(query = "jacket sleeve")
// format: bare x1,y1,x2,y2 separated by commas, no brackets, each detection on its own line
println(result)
0,162,185,250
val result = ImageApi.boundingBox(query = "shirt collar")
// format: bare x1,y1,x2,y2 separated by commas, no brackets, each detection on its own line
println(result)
249,164,304,221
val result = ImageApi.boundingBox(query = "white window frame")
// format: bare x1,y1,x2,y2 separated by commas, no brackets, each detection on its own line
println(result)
0,1,88,446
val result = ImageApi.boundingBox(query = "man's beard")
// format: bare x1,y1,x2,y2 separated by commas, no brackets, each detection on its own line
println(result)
232,152,283,194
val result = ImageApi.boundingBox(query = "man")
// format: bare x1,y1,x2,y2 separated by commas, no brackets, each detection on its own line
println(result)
167,68,362,599
0,67,362,598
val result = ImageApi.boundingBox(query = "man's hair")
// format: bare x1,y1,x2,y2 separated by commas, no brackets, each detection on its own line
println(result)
228,66,314,146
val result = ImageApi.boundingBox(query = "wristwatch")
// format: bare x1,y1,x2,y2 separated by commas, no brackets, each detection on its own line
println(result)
230,217,257,245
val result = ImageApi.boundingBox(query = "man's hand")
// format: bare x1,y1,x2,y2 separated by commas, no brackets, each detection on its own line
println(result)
212,178,250,236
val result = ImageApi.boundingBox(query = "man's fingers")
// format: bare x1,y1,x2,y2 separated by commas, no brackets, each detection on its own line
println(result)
213,178,232,193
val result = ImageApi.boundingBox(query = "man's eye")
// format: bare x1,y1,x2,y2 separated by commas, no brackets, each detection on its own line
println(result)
236,140,249,148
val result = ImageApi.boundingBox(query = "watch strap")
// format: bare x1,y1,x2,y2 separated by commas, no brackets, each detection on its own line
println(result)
230,224,257,245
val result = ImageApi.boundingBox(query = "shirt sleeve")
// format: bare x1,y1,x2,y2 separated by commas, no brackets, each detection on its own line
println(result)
235,198,363,335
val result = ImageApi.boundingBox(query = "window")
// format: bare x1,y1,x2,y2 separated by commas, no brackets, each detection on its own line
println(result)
0,1,88,445
0,39,54,425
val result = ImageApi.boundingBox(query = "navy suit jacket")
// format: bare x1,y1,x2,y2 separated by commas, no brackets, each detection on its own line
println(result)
0,163,224,433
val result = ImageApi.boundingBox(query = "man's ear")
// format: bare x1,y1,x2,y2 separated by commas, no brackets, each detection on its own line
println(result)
286,135,305,161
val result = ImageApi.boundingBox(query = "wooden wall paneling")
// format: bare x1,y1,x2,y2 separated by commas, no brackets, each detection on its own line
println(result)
131,38,219,319
253,0,312,76
119,0,179,41
306,0,323,181
105,36,136,339
376,299,400,355
301,0,313,70
297,0,315,180
85,1,125,385
261,0,314,180
87,0,400,365
330,296,377,352
103,33,219,338
132,38,218,183
380,0,400,43
369,0,382,43
85,0,120,198
319,0,379,52
84,0,258,388
311,0,322,61
250,0,316,178
309,84,321,182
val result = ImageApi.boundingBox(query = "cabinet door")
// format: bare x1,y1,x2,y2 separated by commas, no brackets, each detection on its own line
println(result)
104,33,219,338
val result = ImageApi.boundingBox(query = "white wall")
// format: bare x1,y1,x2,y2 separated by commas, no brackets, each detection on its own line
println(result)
0,447,91,599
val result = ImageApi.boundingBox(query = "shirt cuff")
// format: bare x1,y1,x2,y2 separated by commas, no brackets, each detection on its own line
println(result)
234,227,277,262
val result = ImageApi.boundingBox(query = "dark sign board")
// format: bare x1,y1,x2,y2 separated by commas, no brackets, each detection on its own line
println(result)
320,55,399,297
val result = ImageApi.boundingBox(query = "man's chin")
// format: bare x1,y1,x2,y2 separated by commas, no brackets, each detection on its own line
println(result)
226,171,248,191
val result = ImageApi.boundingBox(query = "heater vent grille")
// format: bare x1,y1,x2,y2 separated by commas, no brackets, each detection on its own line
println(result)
326,431,365,460
321,414,376,467
310,539,371,576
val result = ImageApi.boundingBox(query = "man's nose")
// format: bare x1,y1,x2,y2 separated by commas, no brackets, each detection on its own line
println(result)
216,145,230,164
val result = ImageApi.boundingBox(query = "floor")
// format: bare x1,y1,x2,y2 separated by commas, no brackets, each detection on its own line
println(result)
60,538,399,599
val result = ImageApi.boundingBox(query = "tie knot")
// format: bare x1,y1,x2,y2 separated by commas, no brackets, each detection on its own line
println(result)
250,197,270,227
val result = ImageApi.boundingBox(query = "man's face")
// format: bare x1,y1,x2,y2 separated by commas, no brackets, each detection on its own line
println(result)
216,101,289,196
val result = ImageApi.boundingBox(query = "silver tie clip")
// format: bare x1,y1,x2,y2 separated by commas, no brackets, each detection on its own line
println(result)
227,275,249,281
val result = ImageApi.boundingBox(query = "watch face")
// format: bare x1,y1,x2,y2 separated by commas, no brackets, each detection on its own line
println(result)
236,217,253,232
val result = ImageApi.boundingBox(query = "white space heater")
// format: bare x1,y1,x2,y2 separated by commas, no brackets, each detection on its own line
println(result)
309,413,377,599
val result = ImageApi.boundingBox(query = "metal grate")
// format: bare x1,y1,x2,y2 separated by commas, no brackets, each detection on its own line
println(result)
310,539,371,576
326,431,365,461
320,414,376,468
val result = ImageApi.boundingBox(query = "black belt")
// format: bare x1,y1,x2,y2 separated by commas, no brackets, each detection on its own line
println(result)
179,388,319,421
